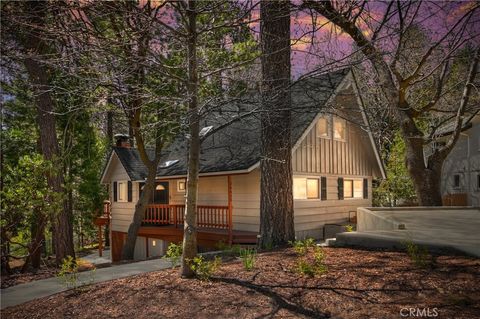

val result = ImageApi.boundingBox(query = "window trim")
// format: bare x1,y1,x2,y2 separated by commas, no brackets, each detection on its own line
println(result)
177,179,186,193
117,181,128,202
316,117,331,139
343,178,364,199
293,177,320,200
343,179,354,199
306,178,320,199
333,117,347,141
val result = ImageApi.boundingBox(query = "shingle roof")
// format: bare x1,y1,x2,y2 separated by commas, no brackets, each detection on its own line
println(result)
112,69,349,181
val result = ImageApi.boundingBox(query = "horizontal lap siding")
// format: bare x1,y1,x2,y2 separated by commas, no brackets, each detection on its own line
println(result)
232,171,260,232
108,156,137,233
168,173,260,232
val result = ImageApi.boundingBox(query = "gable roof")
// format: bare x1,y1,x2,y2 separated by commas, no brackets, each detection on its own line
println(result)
102,69,385,182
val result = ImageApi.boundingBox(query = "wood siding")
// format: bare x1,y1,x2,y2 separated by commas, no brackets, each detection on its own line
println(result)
292,118,379,177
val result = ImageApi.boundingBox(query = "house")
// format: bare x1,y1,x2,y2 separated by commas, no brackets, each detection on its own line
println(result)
437,114,480,206
100,69,385,261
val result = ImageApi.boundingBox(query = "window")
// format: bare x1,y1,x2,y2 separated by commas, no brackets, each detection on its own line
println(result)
344,180,353,198
316,117,330,138
353,180,363,198
453,174,460,189
293,177,319,199
177,179,186,192
117,181,127,202
333,118,346,140
344,179,363,199
477,174,480,190
306,179,319,199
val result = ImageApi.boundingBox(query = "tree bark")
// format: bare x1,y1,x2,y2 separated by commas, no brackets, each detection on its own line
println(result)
21,1,75,265
259,0,295,248
121,169,155,260
181,0,199,278
28,208,47,270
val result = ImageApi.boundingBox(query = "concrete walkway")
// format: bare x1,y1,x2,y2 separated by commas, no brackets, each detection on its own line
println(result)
1,257,173,309
80,249,111,266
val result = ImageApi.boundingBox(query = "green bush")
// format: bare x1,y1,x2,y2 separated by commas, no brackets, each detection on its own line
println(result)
239,248,256,271
345,225,354,232
189,255,222,281
289,238,316,256
164,242,182,268
294,246,327,277
404,241,431,268
57,256,96,291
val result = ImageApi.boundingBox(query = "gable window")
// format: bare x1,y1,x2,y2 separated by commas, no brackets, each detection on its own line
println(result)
453,174,461,189
333,117,346,140
177,179,186,192
343,179,363,199
117,181,127,202
293,177,319,199
316,117,330,138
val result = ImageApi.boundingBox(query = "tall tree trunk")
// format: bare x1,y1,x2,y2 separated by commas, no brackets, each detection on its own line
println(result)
258,0,295,248
121,169,155,260
105,107,114,247
28,208,47,270
21,1,75,265
181,0,199,278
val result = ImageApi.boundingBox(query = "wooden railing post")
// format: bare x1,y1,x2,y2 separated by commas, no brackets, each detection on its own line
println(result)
228,175,233,245
173,205,177,228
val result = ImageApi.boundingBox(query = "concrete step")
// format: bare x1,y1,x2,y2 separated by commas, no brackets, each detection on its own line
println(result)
317,238,336,247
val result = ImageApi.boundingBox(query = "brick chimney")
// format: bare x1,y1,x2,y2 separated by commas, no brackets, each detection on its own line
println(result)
114,134,131,148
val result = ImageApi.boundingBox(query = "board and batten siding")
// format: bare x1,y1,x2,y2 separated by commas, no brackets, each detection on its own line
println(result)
291,116,378,239
292,118,379,177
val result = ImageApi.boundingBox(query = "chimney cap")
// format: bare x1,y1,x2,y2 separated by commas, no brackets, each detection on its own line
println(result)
114,134,131,147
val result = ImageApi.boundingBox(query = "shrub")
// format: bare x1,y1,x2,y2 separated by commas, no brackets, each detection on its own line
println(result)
164,242,182,268
58,256,79,289
189,255,221,281
57,256,96,291
289,238,316,256
404,241,431,268
345,225,354,232
239,248,257,271
294,246,327,277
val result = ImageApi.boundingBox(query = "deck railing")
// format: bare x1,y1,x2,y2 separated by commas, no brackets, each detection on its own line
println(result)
143,204,232,231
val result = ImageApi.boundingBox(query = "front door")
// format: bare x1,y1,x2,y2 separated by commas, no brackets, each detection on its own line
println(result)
153,182,169,204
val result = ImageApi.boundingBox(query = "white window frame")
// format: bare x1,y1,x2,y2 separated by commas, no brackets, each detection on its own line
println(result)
293,177,320,200
333,117,347,141
344,178,363,199
117,181,128,202
177,179,186,193
316,117,331,139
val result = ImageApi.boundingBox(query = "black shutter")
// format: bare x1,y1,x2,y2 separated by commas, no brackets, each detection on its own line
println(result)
113,182,117,202
139,182,145,198
338,177,344,200
363,178,368,199
321,177,327,200
127,181,133,202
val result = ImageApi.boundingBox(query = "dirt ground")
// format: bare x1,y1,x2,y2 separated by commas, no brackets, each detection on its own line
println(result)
2,247,479,319
1,253,96,289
